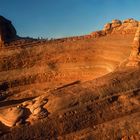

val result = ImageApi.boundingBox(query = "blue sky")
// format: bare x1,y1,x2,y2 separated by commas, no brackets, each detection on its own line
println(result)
0,0,140,38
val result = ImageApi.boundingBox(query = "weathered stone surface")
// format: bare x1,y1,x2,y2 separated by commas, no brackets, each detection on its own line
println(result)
111,19,122,28
123,18,137,23
101,18,139,35
127,26,140,66
122,19,138,31
103,23,112,31
0,16,17,47
90,30,106,37
22,94,48,120
0,107,24,127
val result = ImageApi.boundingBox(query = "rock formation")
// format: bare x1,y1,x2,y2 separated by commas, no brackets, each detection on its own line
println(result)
22,95,48,115
111,19,122,28
1,17,140,139
0,93,49,127
90,30,106,37
127,25,140,66
103,19,122,32
91,18,139,37
103,18,139,35
0,107,24,127
21,94,48,123
0,16,17,47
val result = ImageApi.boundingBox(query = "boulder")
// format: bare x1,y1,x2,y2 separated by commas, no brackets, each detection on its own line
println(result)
0,106,24,127
103,23,112,31
123,18,137,23
111,19,122,28
122,19,138,30
0,16,17,47
90,30,106,37
22,94,48,118
111,19,138,34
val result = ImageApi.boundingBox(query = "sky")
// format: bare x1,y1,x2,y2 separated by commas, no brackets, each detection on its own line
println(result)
0,0,140,38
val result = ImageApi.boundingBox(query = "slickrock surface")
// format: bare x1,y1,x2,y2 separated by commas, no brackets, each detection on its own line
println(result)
127,26,140,66
0,107,24,127
0,17,140,139
1,67,140,140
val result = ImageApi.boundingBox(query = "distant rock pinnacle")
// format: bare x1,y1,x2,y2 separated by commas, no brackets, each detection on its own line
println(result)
0,15,17,47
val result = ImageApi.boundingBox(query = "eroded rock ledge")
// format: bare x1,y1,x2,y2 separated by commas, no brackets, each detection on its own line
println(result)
91,18,139,37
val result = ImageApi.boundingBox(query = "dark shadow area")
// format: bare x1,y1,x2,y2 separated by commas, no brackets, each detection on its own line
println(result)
0,122,10,137
0,91,15,102
22,108,32,124
0,82,10,101
108,95,119,103
133,89,140,96
0,94,10,102
0,97,36,107
0,82,9,92
56,80,81,90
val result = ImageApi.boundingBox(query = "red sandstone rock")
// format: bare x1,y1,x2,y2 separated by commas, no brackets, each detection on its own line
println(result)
127,26,140,66
90,30,106,37
97,18,139,36
103,23,112,31
111,19,122,28
0,107,24,127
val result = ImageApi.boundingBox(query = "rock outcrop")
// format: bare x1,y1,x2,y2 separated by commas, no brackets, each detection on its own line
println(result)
0,16,17,47
22,95,48,115
103,18,139,35
111,19,122,28
90,30,106,37
21,94,48,123
90,18,139,37
0,107,24,127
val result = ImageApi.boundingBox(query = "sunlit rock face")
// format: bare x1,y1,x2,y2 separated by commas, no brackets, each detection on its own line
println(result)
127,26,140,66
103,18,139,35
0,16,17,47
90,19,140,75
1,16,140,139
0,17,136,98
90,18,139,38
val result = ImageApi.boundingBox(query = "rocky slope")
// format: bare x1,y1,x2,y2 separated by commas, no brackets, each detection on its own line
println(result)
0,17,140,139
1,67,140,140
0,18,137,95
